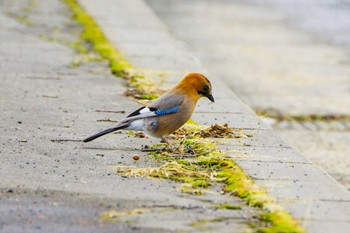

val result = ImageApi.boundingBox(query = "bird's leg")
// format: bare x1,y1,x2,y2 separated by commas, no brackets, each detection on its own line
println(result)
161,137,185,154
161,136,172,148
141,137,174,153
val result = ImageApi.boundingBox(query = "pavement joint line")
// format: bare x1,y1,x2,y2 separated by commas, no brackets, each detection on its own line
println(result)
252,177,333,182
223,145,294,149
233,159,312,165
319,199,350,203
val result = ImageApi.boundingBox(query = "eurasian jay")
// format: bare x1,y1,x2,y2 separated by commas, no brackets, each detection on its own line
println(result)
83,73,214,144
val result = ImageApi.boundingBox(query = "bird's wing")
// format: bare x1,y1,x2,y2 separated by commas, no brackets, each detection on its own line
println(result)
148,92,184,109
120,94,183,123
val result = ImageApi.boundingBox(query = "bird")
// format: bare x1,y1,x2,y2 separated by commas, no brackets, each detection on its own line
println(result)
83,73,214,145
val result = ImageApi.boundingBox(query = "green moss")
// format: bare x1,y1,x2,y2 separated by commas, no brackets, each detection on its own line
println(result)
116,160,211,195
258,212,305,233
39,34,89,54
63,0,166,96
139,93,158,100
212,203,242,210
217,167,271,208
118,137,305,232
179,183,203,195
63,0,131,76
186,118,200,126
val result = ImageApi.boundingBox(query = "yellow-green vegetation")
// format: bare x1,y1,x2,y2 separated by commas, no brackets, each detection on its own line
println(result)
117,131,305,232
258,211,304,233
63,0,132,76
39,34,89,54
212,203,242,210
115,158,211,195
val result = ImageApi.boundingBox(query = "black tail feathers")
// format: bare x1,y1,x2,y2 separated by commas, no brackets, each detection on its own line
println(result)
83,124,128,142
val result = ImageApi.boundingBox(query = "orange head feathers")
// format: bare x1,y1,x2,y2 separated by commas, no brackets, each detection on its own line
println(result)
174,73,214,102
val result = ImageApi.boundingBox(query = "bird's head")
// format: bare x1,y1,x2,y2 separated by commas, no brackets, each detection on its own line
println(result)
176,73,214,102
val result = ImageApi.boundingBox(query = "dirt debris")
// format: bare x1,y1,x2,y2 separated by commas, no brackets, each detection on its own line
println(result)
173,123,252,139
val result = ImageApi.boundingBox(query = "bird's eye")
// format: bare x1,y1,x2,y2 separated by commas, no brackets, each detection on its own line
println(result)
203,84,210,91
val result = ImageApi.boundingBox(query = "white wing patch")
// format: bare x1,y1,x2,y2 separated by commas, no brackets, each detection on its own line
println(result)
121,107,157,123
139,107,152,114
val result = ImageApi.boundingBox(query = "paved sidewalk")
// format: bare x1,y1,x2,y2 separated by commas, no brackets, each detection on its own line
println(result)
80,0,350,232
0,1,255,232
1,0,350,232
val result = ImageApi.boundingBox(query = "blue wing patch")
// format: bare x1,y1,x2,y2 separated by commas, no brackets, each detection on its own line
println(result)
155,106,180,116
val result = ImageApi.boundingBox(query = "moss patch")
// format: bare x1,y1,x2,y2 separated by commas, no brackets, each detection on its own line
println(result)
63,0,131,76
63,0,166,96
124,88,159,101
212,203,242,210
258,211,304,233
117,137,305,232
116,160,211,195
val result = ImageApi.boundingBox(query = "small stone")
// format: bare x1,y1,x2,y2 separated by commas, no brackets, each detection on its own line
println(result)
135,132,147,138
133,155,140,160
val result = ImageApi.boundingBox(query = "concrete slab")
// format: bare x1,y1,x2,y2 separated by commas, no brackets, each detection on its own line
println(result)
283,199,350,221
79,0,350,232
79,0,201,71
255,179,350,201
298,220,350,233
226,145,308,163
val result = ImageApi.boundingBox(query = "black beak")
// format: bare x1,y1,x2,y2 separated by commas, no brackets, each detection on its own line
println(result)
206,93,215,102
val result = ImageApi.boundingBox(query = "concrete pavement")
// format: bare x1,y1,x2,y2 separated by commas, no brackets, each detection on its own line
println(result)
146,0,350,191
0,0,256,232
1,0,350,232
69,0,350,231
